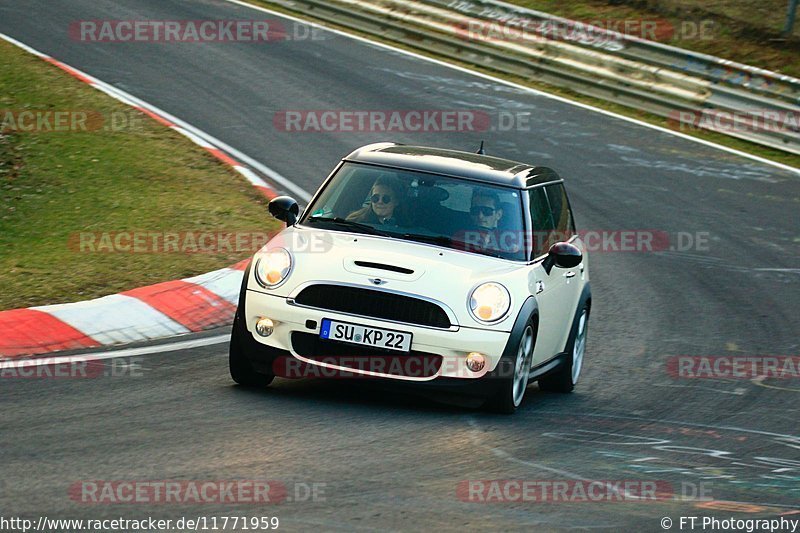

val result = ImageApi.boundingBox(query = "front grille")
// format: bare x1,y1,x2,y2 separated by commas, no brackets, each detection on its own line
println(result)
293,284,451,328
291,332,442,378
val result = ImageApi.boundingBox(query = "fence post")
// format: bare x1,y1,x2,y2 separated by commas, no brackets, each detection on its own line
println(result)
784,0,799,36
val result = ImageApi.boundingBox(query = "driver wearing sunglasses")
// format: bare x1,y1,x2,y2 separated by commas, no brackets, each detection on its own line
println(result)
347,176,403,225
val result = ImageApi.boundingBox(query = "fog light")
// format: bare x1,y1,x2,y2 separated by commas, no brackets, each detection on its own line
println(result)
255,317,274,337
465,352,486,372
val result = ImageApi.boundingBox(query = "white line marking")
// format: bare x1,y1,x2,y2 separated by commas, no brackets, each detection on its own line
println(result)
0,32,48,57
0,32,313,201
0,335,230,368
173,126,216,149
235,165,272,189
223,0,800,176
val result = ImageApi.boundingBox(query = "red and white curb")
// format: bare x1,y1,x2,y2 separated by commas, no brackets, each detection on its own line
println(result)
0,33,312,358
0,259,249,358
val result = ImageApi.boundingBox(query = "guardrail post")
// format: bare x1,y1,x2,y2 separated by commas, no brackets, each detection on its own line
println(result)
784,0,799,36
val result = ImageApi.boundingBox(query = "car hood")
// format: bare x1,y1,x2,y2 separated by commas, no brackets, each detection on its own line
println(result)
248,225,532,329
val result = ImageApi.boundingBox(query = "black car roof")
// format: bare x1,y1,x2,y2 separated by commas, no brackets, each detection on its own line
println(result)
344,143,561,188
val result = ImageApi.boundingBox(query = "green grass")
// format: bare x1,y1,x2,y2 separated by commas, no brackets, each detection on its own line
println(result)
251,0,800,169
0,39,278,310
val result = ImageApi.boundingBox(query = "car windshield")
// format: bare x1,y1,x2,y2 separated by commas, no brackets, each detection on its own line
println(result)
300,162,526,260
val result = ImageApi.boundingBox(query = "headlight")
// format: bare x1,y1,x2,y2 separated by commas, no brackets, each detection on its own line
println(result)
468,282,511,323
254,248,292,288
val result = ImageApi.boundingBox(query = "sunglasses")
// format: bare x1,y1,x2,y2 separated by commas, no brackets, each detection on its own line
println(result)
371,194,394,204
470,205,496,217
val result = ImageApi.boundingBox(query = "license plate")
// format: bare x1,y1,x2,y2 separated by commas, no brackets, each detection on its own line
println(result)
320,319,412,352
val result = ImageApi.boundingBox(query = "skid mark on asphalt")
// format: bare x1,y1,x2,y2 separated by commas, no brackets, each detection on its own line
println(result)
590,157,782,182
465,418,651,503
652,383,747,396
468,411,800,511
751,375,800,393
534,411,800,441
652,252,800,282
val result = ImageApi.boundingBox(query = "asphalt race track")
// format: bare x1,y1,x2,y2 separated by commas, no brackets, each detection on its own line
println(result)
1,0,799,531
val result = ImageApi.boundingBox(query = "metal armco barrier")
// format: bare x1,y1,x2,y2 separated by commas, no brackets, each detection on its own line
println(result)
264,0,800,155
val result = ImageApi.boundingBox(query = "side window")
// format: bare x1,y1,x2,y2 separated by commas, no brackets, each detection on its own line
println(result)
544,184,575,240
528,188,556,258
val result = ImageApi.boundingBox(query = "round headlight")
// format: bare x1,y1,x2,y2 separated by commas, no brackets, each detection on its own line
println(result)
254,248,292,288
469,282,511,323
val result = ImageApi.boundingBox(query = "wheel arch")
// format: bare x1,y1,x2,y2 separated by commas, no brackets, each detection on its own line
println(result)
490,295,539,377
563,282,592,353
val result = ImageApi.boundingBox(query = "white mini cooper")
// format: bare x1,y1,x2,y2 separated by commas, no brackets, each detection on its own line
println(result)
229,143,591,413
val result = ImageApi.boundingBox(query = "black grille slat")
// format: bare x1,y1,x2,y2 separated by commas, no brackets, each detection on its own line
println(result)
294,285,451,328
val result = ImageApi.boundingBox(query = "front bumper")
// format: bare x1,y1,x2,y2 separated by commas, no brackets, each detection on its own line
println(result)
244,288,511,381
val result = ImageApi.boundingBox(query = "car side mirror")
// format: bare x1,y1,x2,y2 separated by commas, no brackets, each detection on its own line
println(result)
268,196,299,226
543,241,582,274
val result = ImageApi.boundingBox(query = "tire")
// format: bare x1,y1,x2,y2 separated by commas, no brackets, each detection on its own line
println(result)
229,298,275,388
538,304,589,393
487,320,536,414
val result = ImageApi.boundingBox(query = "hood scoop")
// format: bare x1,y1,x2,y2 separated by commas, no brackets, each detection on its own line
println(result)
353,261,414,275
344,258,424,281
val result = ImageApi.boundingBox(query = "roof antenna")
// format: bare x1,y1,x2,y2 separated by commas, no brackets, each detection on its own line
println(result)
476,140,485,155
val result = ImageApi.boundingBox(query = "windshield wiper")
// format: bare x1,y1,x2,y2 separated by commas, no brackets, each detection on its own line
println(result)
306,216,389,236
475,249,506,259
400,233,505,258
399,233,453,246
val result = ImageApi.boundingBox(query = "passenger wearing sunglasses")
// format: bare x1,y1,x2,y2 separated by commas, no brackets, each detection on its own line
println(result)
347,176,404,226
470,193,504,231
454,190,508,254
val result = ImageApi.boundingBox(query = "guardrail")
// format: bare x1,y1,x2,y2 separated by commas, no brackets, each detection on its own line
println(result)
264,0,800,155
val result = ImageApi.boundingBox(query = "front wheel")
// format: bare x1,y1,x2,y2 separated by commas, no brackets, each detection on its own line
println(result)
229,308,274,388
538,305,589,393
487,322,535,414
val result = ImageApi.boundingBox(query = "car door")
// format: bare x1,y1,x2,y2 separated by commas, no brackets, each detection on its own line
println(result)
528,184,582,364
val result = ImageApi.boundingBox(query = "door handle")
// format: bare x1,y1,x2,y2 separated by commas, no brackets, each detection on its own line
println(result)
564,271,576,278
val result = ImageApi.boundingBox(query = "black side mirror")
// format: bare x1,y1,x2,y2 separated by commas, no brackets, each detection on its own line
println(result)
543,241,582,274
268,196,299,226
